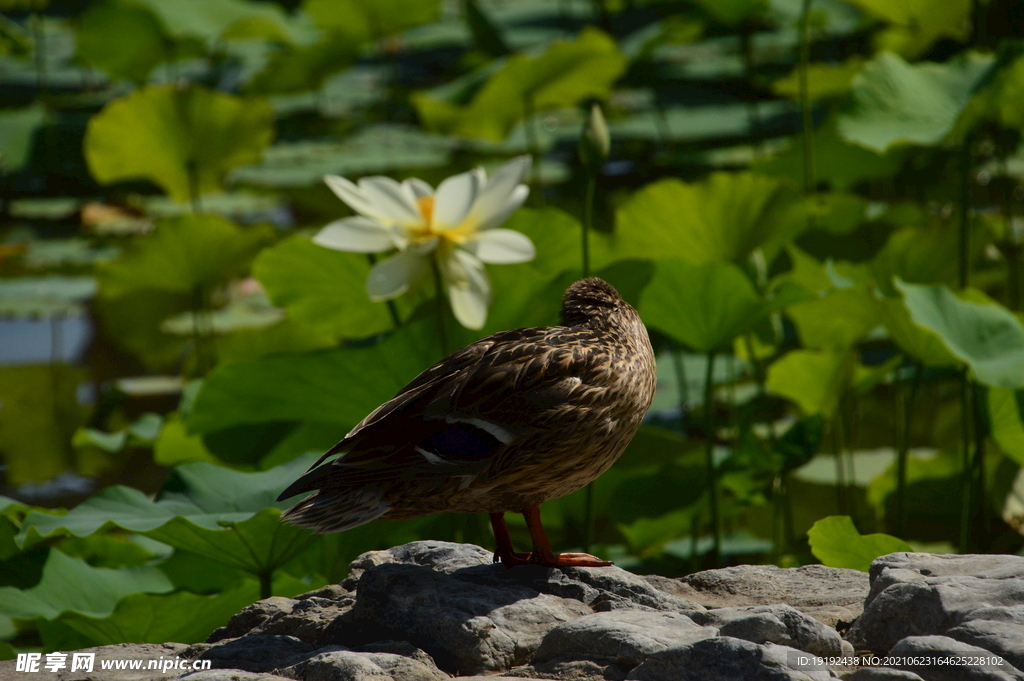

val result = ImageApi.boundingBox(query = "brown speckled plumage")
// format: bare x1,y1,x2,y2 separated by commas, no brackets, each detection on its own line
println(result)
278,277,656,567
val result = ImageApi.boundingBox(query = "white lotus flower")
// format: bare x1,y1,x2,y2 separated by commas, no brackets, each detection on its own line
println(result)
314,156,535,329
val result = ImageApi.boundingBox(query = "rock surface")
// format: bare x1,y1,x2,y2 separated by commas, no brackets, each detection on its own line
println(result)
845,553,1024,680
3,544,1023,681
664,563,870,628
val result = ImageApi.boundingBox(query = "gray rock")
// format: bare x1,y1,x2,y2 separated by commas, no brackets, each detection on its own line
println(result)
887,635,1024,681
24,544,1024,681
514,658,629,680
342,541,494,588
533,610,715,667
945,618,1024,671
209,598,300,642
864,554,1024,604
848,670,925,681
187,636,316,673
461,677,550,681
625,636,836,680
179,672,294,681
432,560,706,613
668,564,869,627
277,649,449,681
349,561,591,675
349,641,437,668
686,605,844,657
847,552,1024,669
209,590,356,647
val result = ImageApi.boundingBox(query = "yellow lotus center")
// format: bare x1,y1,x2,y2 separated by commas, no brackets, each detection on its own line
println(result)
412,194,475,244
417,195,434,225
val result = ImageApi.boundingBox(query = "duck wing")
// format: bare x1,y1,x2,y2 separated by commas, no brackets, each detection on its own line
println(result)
276,325,608,502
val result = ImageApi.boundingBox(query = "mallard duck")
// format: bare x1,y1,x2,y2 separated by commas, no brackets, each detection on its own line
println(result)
277,277,657,567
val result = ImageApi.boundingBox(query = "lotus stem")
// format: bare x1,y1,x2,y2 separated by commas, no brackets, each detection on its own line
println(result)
831,413,848,516
959,373,973,553
957,135,973,553
430,254,450,356
705,351,722,566
583,172,595,279
972,382,989,550
258,571,273,600
798,0,816,202
523,95,544,207
958,137,971,290
895,361,922,537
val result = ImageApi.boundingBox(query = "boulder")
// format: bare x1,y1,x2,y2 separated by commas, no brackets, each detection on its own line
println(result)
685,604,844,657
663,563,869,627
625,636,836,680
7,543,1024,681
847,552,1024,677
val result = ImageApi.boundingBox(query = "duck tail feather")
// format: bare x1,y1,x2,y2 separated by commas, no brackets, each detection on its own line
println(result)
279,488,389,534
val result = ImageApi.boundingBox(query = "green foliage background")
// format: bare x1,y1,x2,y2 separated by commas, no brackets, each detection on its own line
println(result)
3,0,1024,657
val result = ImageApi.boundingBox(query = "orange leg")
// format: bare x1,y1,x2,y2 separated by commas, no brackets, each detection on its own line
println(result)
522,506,612,568
490,512,530,567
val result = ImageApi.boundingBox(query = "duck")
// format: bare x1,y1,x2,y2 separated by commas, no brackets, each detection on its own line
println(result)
277,277,657,568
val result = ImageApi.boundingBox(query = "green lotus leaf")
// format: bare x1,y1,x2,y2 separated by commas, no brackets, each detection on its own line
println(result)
787,288,880,350
483,207,622,333
874,297,961,367
302,0,441,43
186,318,443,435
772,58,865,101
896,280,1024,389
640,260,792,353
844,0,971,59
870,225,961,297
0,550,172,621
252,235,391,340
58,572,315,646
56,534,165,570
414,26,626,141
215,319,338,364
838,51,993,153
988,387,1024,467
0,365,88,485
85,85,274,203
615,172,805,266
98,215,273,297
866,449,965,519
93,289,191,371
75,0,169,83
618,508,697,559
19,454,317,550
766,349,853,417
0,104,47,173
245,33,359,95
133,0,311,44
59,580,257,645
808,515,911,572
959,54,1024,133
153,413,220,468
754,115,907,191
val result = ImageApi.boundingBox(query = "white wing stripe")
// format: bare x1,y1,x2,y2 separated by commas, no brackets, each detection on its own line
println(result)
445,416,515,444
416,446,449,465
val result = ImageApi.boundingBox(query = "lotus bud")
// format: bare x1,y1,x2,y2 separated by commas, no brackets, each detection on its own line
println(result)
579,103,610,169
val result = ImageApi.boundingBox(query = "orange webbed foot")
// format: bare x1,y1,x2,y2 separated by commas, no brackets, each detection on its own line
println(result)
528,551,613,568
